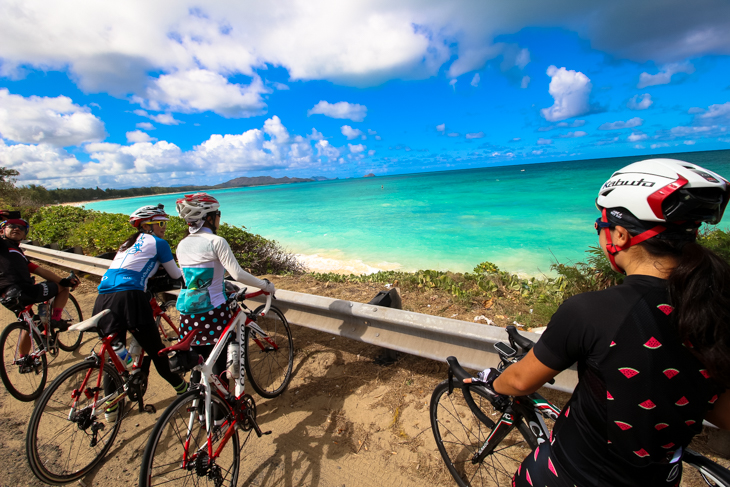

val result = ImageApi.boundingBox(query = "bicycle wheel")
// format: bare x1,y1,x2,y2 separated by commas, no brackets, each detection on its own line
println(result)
55,294,84,352
26,361,125,484
139,388,242,487
430,379,536,487
155,299,180,341
0,321,47,401
683,448,730,486
244,304,293,398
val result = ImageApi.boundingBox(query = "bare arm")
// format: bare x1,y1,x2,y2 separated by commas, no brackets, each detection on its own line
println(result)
30,266,62,284
705,390,730,430
492,349,561,396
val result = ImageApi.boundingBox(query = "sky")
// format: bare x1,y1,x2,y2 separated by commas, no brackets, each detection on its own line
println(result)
1,0,730,189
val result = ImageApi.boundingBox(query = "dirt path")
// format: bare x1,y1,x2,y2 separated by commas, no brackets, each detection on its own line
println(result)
1,284,727,487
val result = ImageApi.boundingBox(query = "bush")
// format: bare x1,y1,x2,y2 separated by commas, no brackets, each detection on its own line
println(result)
26,206,303,275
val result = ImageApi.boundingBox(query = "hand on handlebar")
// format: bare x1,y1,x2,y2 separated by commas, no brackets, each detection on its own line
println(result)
59,272,80,290
261,278,275,295
466,367,511,410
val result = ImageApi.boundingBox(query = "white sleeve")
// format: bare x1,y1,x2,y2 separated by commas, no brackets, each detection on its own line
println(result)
211,236,269,290
161,259,182,279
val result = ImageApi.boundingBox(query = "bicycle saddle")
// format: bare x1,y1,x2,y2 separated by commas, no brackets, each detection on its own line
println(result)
68,309,111,332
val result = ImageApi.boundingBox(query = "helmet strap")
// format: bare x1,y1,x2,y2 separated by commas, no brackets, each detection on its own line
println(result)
602,208,667,275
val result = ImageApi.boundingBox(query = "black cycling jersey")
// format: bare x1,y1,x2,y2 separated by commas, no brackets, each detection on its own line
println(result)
0,238,35,293
533,275,724,487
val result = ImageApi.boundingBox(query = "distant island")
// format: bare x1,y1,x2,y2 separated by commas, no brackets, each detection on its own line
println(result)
364,173,375,178
18,175,338,205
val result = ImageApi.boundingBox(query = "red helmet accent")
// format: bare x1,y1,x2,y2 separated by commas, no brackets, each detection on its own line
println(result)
646,176,688,220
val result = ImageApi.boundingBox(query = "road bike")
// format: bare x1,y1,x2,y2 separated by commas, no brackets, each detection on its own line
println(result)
0,281,83,401
430,325,730,487
151,294,179,341
25,308,159,485
138,285,294,487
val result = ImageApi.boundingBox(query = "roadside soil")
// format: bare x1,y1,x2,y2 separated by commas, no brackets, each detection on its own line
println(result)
0,267,726,486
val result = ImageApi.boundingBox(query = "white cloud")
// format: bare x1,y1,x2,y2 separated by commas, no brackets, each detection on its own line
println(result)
556,131,587,138
308,101,367,122
436,123,446,133
367,129,378,135
537,138,552,145
699,102,730,121
532,149,544,155
509,137,521,142
449,79,457,90
143,69,268,118
688,107,705,114
126,130,156,143
520,76,530,89
367,149,376,156
684,140,696,145
470,73,480,87
375,135,382,140
540,66,592,122
598,117,643,130
447,132,460,137
651,142,670,149
316,140,340,161
0,89,105,147
271,82,289,91
348,143,366,153
134,109,183,125
136,122,155,130
627,93,653,110
465,132,485,139
341,125,364,140
637,62,695,89
628,132,648,142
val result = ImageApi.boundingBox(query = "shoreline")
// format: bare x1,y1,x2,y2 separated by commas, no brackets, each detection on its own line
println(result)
60,190,187,207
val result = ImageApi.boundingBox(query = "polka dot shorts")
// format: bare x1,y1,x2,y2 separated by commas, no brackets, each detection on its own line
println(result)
179,302,233,346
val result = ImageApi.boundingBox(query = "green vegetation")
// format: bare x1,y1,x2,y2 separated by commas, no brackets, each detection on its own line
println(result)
27,206,303,275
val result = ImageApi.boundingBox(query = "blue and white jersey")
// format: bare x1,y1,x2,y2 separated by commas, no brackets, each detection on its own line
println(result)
98,234,175,294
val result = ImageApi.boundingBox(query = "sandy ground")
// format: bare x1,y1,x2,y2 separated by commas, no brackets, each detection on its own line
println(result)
0,273,727,487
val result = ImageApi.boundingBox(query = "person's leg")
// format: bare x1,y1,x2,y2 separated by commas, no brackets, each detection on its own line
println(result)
130,326,187,395
512,442,576,487
104,333,126,423
51,286,69,321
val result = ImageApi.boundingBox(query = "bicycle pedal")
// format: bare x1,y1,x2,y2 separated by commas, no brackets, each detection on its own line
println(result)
262,430,272,435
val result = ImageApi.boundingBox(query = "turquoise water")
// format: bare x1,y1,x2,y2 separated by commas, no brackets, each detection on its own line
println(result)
86,150,730,275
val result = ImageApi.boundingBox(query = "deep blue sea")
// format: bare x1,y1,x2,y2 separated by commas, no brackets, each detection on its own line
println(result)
86,150,730,275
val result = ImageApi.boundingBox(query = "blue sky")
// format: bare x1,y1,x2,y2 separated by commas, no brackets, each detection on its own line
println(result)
0,1,729,189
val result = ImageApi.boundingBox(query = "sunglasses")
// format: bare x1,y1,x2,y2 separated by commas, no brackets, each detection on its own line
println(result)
594,217,612,235
4,224,28,231
146,221,167,228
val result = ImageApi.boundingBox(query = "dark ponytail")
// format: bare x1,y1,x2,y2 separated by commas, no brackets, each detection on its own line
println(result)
119,231,143,252
641,239,730,387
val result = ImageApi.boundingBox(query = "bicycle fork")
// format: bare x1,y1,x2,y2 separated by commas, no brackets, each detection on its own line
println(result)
473,409,521,464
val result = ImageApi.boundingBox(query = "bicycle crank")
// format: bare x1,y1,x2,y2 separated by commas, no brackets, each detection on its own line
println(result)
235,394,271,437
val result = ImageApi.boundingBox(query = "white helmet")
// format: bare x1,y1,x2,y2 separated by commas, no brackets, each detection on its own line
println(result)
130,204,169,228
175,193,220,223
596,158,729,224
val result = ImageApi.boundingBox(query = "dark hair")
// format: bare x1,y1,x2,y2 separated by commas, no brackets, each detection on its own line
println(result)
181,211,219,239
639,238,730,386
119,231,143,252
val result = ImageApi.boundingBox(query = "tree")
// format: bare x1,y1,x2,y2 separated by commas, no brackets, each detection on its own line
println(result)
0,167,19,207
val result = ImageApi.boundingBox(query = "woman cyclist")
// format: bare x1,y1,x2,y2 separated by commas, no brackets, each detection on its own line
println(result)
479,159,730,487
93,204,188,421
174,193,276,388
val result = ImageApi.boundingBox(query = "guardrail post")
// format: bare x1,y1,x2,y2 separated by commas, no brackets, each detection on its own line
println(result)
369,288,402,366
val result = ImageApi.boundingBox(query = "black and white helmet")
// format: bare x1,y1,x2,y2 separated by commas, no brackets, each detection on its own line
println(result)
175,193,220,223
129,204,169,228
596,158,729,225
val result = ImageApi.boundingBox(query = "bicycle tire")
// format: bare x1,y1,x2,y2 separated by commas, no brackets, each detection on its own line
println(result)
0,321,47,401
55,294,84,352
155,299,180,341
430,379,536,487
26,360,125,484
683,448,730,486
244,304,293,398
139,388,242,487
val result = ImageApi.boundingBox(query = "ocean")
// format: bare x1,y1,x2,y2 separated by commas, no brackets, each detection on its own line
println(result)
85,150,730,276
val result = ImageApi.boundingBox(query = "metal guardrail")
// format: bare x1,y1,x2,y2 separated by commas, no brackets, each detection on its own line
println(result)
20,243,579,392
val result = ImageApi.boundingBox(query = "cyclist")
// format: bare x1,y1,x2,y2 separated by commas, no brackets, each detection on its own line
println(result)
479,159,730,487
92,204,188,421
175,193,276,388
0,212,79,355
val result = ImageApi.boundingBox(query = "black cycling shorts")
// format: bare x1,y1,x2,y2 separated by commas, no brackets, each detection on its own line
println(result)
18,282,60,306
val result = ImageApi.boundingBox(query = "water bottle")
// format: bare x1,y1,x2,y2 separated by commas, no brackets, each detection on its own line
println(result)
226,341,240,378
112,342,133,370
37,303,50,325
128,336,142,368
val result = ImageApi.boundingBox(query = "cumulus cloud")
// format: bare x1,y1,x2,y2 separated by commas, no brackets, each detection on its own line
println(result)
470,74,480,87
449,79,458,90
348,143,366,153
598,117,643,130
436,123,446,133
538,120,586,132
136,122,155,130
466,132,485,139
637,62,695,89
341,125,364,140
308,101,367,121
537,138,552,145
540,66,593,122
447,132,460,137
520,76,530,89
134,110,183,125
628,132,648,142
699,102,730,121
143,69,268,117
0,89,105,147
555,131,587,138
126,130,156,143
627,93,653,110
367,149,376,156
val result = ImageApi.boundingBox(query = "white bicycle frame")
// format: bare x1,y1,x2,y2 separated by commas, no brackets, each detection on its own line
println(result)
192,291,272,436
